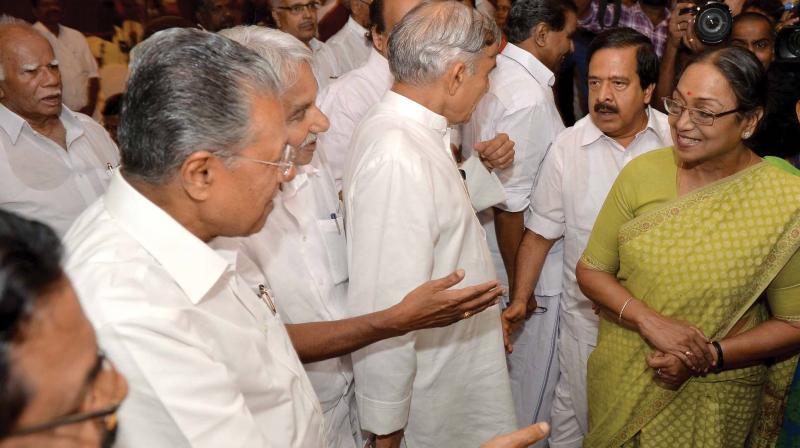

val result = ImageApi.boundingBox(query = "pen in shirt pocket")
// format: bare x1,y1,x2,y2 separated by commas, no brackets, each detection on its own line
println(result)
330,212,341,234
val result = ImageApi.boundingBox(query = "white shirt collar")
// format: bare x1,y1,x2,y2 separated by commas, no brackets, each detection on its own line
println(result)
103,171,229,304
345,16,368,36
382,90,449,136
501,43,556,88
580,106,669,148
282,164,320,198
0,103,85,146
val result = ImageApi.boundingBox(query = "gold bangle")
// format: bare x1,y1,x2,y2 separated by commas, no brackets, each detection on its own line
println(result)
618,297,635,323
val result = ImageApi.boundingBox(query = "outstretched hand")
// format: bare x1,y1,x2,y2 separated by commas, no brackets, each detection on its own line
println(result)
393,270,503,332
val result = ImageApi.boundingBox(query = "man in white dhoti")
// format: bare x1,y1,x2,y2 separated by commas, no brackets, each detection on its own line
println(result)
507,28,672,448
462,0,577,441
63,28,505,447
344,2,516,446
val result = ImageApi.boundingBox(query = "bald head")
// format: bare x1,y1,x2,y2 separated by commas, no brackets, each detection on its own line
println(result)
0,23,62,121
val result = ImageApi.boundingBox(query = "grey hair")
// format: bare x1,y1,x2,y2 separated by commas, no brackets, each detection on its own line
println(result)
219,26,312,93
388,0,500,86
0,17,38,81
120,28,281,184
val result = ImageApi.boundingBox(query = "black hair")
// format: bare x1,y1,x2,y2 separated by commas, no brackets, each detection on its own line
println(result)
750,63,800,158
102,94,123,117
368,0,385,37
742,0,784,23
686,46,767,117
587,27,659,89
732,11,777,40
504,0,577,45
0,210,64,438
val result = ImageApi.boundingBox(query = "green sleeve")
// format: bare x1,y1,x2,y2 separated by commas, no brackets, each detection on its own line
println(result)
580,169,636,274
768,246,800,321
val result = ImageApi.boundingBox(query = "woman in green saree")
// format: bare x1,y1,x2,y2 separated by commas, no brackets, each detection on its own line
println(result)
575,46,800,447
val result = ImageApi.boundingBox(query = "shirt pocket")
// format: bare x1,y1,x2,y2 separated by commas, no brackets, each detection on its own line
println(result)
315,216,348,284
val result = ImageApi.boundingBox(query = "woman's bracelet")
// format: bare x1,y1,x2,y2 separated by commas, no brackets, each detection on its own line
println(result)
618,297,635,323
712,341,725,371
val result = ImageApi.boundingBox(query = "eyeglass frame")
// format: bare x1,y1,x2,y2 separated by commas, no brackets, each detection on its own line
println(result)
9,351,123,437
230,144,296,177
274,1,321,15
662,97,740,126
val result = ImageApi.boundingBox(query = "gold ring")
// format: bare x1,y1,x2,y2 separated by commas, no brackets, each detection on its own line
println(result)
685,351,693,357
463,311,471,319
657,368,662,376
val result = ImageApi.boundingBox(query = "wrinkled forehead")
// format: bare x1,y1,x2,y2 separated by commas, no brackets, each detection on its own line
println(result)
0,29,56,66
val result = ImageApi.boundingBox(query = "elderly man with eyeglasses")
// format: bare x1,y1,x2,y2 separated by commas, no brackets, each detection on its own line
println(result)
271,0,342,89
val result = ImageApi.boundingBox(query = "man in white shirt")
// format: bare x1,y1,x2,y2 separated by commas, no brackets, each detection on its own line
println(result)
0,22,119,237
317,0,515,193
271,0,341,89
324,0,371,76
32,0,99,116
506,28,672,448
462,0,577,439
64,28,504,447
344,3,516,446
218,25,357,448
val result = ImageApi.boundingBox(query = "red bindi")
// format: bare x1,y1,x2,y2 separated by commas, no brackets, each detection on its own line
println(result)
687,91,692,96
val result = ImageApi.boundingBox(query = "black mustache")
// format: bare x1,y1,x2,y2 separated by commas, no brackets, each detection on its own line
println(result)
594,103,619,114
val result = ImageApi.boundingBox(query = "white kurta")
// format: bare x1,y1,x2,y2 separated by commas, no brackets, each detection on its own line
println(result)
463,42,564,296
324,17,371,76
316,47,392,190
229,159,359,448
34,22,99,112
311,37,344,91
462,42,567,440
527,109,672,446
343,91,516,445
64,172,325,448
0,104,118,237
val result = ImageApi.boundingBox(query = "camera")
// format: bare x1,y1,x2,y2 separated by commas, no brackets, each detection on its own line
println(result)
776,26,800,62
679,1,733,45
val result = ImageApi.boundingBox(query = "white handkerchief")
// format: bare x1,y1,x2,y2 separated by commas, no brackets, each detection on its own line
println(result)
461,156,506,212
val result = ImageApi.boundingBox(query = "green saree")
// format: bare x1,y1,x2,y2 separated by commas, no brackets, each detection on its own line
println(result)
580,148,800,448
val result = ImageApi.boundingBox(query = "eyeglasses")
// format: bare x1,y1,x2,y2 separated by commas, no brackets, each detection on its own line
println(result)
10,351,125,437
275,1,320,14
663,97,739,126
232,144,296,177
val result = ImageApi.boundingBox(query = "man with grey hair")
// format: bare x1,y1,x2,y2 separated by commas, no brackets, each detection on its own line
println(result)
63,26,504,447
317,0,513,209
0,21,119,237
215,25,358,447
344,2,516,447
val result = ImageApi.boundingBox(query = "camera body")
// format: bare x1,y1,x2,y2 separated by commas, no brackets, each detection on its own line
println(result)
776,26,800,62
679,1,733,45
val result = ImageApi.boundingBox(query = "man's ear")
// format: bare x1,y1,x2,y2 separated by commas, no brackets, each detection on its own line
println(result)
643,82,656,105
372,28,388,55
446,62,468,96
179,151,219,202
533,22,549,47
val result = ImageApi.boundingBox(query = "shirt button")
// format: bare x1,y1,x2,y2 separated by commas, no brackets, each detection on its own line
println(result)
301,235,307,242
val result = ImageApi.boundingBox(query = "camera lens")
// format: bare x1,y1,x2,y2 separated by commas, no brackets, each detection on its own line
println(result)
694,2,732,45
775,26,800,61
